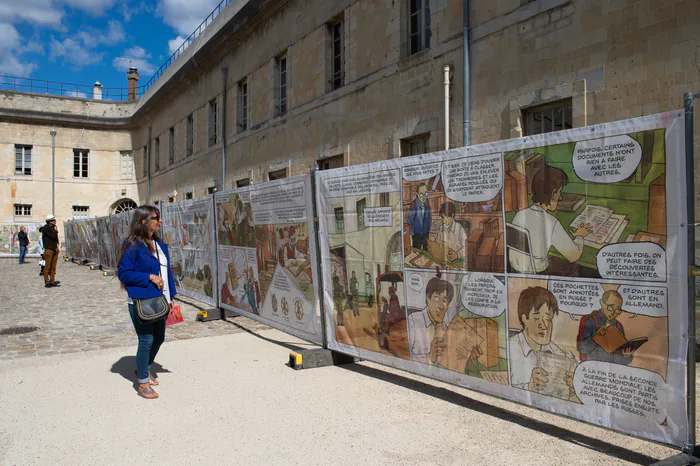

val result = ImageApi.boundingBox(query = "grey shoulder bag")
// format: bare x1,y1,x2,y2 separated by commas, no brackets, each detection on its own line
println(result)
133,244,169,323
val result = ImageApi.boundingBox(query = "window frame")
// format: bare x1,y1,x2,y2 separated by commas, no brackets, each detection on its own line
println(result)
168,127,175,165
208,98,218,146
120,150,133,181
334,207,345,234
186,114,194,157
238,78,248,132
276,53,288,116
522,98,573,136
73,148,89,178
236,178,251,188
268,168,287,181
14,145,32,176
154,137,160,171
408,0,431,56
72,205,90,219
14,204,32,217
330,20,344,90
400,133,430,157
142,146,148,178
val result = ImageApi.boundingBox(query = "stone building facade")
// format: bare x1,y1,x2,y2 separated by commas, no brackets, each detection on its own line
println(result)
0,0,698,236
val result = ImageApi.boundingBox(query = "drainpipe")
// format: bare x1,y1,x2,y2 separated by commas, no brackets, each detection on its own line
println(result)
147,126,152,203
443,64,451,150
463,0,470,146
221,67,228,190
50,127,56,215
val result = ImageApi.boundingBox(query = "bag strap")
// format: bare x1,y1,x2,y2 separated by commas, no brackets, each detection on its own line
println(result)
154,242,162,277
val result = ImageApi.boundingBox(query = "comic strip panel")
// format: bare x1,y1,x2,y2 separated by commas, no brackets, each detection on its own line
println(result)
216,192,256,248
405,270,508,384
402,154,505,273
504,129,666,281
507,277,670,430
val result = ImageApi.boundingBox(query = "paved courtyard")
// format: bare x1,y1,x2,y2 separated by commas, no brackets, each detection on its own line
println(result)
0,258,269,359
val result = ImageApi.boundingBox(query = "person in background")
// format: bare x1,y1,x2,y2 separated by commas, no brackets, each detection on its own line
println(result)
17,226,30,264
37,225,45,276
42,215,61,288
117,205,177,400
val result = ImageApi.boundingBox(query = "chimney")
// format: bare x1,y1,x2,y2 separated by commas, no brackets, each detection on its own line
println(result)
126,67,139,101
92,81,103,100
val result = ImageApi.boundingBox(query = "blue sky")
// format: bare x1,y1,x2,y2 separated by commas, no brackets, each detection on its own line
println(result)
0,0,222,93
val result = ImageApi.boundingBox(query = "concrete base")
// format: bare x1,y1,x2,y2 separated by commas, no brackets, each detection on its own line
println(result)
651,453,700,465
289,349,357,370
89,264,102,271
102,270,116,277
195,308,223,322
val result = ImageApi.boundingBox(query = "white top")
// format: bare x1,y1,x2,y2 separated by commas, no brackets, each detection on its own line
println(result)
509,205,584,273
127,242,170,305
407,305,458,365
508,331,567,390
437,221,467,258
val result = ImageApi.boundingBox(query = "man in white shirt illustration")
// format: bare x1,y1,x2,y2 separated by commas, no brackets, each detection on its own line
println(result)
436,202,467,263
508,286,576,401
408,277,457,365
509,166,590,276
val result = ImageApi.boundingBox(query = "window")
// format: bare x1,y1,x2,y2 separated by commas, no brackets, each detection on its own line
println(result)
268,168,287,181
120,151,133,180
330,20,344,90
14,204,32,216
400,133,429,157
356,198,367,231
208,99,218,146
409,0,431,55
238,78,248,131
207,186,217,195
186,114,194,156
114,199,137,213
185,191,193,200
236,178,251,187
142,146,148,177
154,138,160,171
168,127,175,165
523,99,573,136
318,154,344,170
334,207,345,234
72,205,90,219
379,192,390,207
73,149,89,177
276,54,288,116
14,145,32,175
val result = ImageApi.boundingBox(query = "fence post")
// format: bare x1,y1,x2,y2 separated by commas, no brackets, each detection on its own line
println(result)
310,164,328,349
684,91,696,456
211,192,224,320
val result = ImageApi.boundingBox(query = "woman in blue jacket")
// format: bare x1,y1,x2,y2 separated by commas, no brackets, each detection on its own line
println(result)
118,205,177,399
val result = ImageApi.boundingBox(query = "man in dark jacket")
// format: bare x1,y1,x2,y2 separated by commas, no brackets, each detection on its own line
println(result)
17,226,30,264
42,215,61,288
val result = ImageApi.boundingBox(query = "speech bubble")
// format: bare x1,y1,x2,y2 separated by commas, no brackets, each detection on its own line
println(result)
597,242,666,282
407,273,424,292
573,135,642,183
443,153,503,203
324,170,400,198
403,162,442,182
573,361,667,431
459,273,506,318
364,207,393,227
548,281,604,316
618,285,667,317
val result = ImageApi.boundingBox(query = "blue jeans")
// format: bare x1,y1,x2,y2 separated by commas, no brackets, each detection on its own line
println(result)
19,245,27,263
128,304,166,384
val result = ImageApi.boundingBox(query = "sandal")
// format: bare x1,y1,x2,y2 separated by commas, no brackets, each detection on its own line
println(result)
137,384,159,399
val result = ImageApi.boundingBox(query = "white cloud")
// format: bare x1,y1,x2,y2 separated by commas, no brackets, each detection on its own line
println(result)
62,0,115,15
49,37,104,68
0,0,62,26
157,0,221,36
113,46,155,75
64,89,87,98
167,35,187,55
0,22,37,77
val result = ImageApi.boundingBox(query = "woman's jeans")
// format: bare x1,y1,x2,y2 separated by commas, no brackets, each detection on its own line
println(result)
128,304,166,384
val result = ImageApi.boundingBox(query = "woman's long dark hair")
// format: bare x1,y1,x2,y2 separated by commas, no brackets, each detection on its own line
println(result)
117,205,161,266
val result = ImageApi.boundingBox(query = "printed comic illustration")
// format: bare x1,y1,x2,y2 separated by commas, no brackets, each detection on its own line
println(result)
0,223,43,256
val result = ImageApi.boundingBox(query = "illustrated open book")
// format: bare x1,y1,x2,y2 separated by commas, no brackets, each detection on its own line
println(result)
536,351,576,399
569,204,628,249
592,324,648,354
286,258,310,277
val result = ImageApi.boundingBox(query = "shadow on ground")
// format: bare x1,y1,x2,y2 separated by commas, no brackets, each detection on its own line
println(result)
341,363,661,465
110,355,171,390
223,315,316,353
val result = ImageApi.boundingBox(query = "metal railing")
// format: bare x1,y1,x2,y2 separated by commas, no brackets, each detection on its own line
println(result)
141,0,233,93
0,0,234,101
0,75,135,101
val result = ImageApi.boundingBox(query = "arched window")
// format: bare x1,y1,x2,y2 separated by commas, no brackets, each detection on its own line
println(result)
113,199,137,214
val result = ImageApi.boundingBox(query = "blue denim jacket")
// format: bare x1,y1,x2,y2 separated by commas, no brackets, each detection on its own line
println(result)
118,240,177,300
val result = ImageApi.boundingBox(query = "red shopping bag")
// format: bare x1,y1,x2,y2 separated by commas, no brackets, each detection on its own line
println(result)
166,305,184,326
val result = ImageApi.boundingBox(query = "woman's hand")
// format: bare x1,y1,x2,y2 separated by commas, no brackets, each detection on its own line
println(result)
149,274,164,290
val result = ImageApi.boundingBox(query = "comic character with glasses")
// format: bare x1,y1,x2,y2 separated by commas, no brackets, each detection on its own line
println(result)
577,290,635,365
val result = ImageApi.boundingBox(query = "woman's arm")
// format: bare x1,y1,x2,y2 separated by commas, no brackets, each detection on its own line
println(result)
117,243,151,288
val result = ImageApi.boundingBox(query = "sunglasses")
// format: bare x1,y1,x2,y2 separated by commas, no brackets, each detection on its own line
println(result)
151,215,161,221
